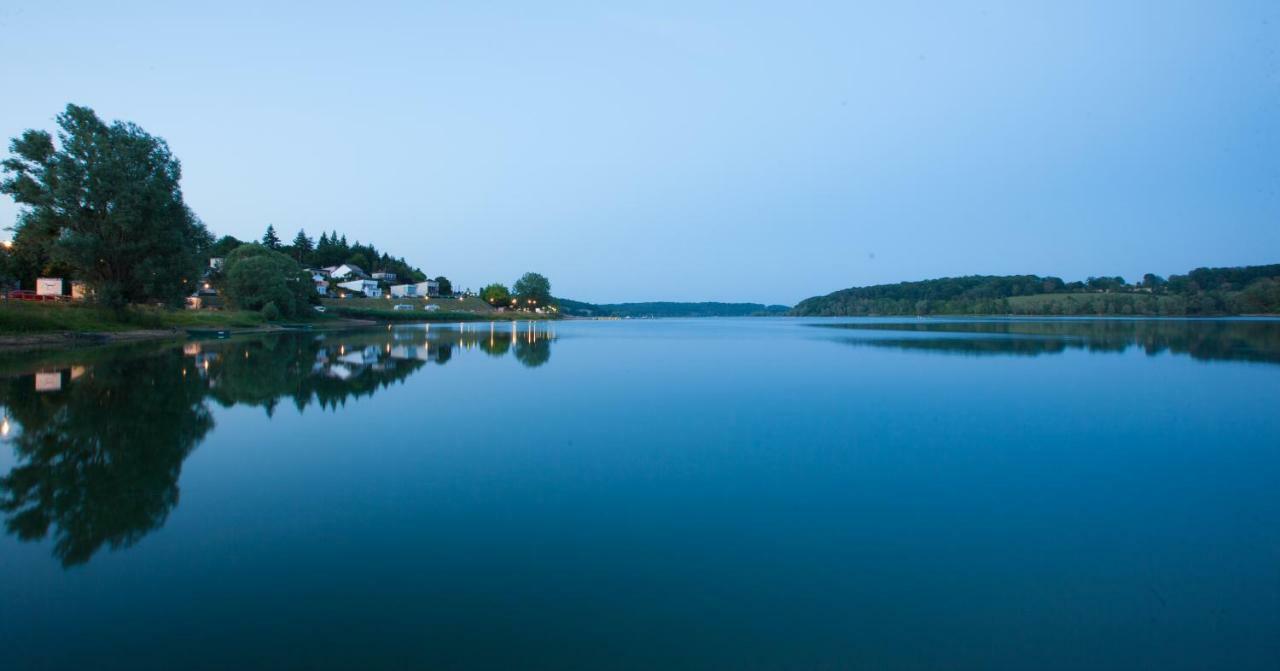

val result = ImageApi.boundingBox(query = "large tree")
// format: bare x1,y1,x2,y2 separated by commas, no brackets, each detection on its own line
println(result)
0,104,211,308
513,272,552,308
480,282,511,306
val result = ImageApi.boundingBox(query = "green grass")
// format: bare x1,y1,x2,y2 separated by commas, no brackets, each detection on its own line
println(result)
323,304,554,322
324,295,500,312
0,300,266,334
322,295,555,321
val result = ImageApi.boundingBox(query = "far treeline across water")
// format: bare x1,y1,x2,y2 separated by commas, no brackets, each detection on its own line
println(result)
790,264,1280,317
557,300,790,318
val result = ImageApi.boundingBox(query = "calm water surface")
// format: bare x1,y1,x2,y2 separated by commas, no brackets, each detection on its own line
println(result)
1,318,1277,670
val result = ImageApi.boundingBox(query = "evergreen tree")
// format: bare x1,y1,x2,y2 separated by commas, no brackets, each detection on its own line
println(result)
291,229,314,265
261,224,281,250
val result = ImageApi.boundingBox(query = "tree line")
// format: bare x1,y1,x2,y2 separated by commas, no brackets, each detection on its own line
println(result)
215,224,429,285
790,265,1280,316
479,272,554,311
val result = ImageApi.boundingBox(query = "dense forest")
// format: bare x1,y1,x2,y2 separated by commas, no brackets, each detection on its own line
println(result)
557,300,790,318
791,264,1280,316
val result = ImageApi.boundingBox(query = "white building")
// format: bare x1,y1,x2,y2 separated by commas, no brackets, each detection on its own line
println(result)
337,279,382,298
389,280,440,298
327,264,367,280
371,271,398,282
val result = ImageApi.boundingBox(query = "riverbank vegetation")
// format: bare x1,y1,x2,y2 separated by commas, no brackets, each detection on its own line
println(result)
0,300,266,334
321,295,556,322
791,264,1280,316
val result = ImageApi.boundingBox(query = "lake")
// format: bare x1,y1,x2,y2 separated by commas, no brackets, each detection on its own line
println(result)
1,318,1277,670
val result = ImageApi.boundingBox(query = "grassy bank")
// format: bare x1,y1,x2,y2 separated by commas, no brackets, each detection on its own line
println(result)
324,304,556,322
325,295,499,312
321,295,557,322
0,300,268,334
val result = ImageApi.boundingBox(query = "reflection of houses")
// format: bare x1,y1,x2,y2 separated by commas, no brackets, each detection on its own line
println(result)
340,345,380,366
338,279,382,298
35,371,62,392
389,345,432,361
314,344,392,380
389,280,439,298
32,366,89,393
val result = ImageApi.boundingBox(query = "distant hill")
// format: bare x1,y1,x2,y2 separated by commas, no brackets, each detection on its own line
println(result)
790,264,1280,316
557,300,790,318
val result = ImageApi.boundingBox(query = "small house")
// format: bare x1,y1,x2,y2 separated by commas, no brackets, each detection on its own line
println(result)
371,271,398,282
338,279,382,298
389,280,440,298
328,264,367,280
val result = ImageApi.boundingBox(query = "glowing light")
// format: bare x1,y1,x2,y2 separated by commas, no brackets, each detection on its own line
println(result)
1,418,9,436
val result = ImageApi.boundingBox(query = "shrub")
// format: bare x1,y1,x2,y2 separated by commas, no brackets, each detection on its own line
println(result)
261,302,281,321
221,244,314,317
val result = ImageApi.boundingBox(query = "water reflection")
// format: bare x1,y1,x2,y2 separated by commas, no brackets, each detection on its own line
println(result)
0,322,556,566
0,349,212,566
814,318,1280,364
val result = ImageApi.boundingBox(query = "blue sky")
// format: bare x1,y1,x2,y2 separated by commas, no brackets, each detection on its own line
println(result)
1,1,1277,304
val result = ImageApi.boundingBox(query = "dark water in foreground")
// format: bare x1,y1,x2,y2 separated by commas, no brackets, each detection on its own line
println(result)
0,318,1277,670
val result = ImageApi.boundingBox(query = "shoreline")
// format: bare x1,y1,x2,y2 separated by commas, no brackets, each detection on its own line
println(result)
0,313,563,353
0,319,376,353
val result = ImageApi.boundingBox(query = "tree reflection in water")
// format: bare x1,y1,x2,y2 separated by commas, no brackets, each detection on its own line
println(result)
0,322,555,566
0,349,212,566
815,318,1280,365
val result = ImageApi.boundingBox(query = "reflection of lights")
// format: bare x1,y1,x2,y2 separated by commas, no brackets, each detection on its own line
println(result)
1,417,9,436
